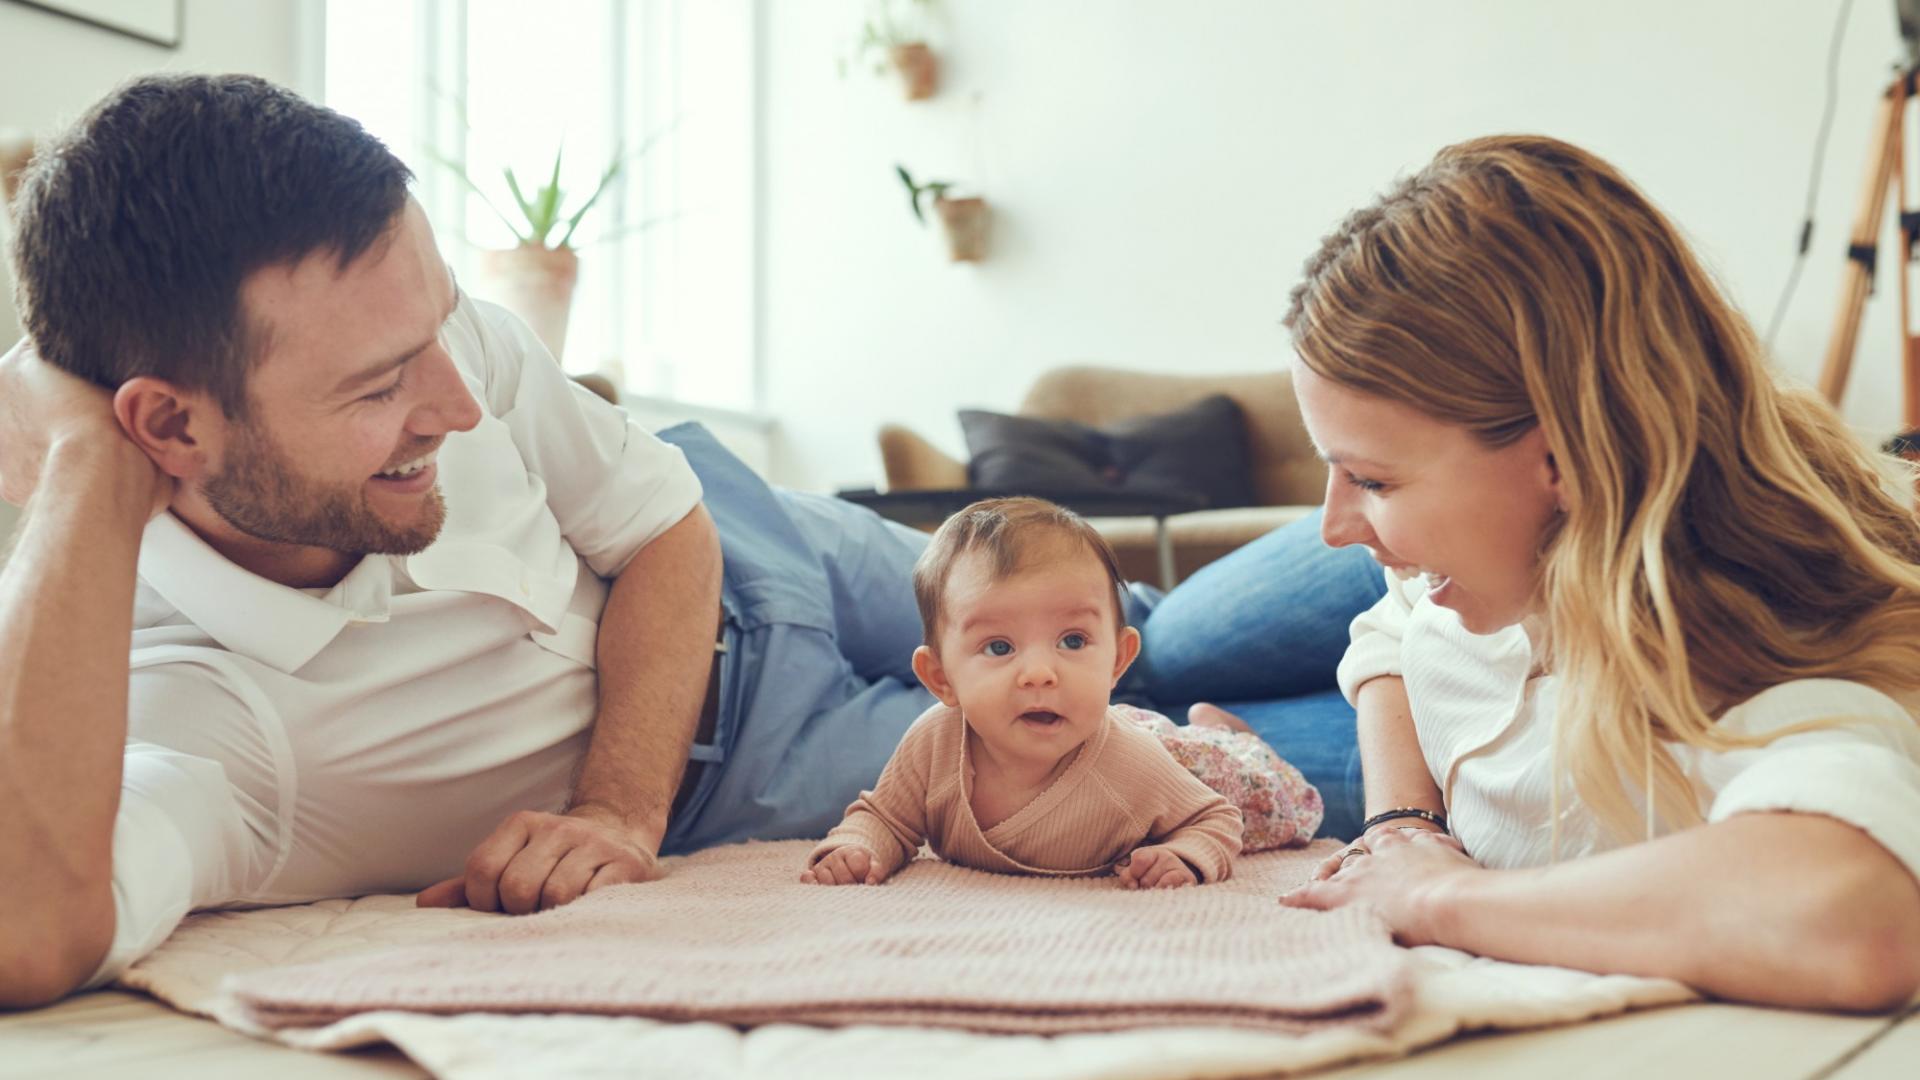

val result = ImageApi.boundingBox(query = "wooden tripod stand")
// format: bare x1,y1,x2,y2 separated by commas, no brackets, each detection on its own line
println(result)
1819,66,1920,455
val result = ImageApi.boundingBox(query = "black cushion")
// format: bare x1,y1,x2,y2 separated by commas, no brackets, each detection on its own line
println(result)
958,395,1255,510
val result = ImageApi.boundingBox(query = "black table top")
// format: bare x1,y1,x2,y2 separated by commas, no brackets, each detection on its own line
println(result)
836,487,1208,526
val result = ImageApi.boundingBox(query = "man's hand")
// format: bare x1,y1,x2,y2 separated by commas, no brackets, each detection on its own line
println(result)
1116,845,1199,889
800,845,885,886
0,339,168,514
416,806,666,914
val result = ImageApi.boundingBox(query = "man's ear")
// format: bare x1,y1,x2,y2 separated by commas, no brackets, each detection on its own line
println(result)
1111,625,1142,687
113,376,215,481
911,644,960,708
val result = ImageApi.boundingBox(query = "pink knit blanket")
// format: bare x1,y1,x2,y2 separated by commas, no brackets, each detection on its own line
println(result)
224,839,1410,1036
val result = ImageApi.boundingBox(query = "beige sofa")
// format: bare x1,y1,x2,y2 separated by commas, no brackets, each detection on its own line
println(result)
877,365,1326,584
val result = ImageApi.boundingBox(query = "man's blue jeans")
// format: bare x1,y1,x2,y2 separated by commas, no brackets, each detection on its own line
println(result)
655,423,1388,851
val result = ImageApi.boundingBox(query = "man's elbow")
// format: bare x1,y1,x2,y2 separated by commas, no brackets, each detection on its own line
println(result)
0,898,114,1010
0,940,103,1010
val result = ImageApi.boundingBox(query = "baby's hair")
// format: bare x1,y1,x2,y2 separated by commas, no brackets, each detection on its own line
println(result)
911,496,1128,646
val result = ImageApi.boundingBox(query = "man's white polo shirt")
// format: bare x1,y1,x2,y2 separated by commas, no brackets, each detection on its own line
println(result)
89,298,702,986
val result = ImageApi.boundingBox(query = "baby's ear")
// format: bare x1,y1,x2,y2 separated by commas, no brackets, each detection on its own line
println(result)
912,645,960,707
1111,625,1142,684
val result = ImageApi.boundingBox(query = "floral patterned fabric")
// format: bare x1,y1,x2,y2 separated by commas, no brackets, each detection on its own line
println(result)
1117,704,1324,852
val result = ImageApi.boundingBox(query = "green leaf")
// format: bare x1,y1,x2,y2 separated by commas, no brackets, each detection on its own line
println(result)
896,164,926,225
570,208,682,249
534,144,566,243
556,154,625,248
503,167,539,231
426,147,530,243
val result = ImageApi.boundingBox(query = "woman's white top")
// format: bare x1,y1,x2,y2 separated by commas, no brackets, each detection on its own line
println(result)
1336,569,1920,881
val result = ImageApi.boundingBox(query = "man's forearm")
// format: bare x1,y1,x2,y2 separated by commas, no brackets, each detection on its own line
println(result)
0,439,156,1003
1423,813,1920,1011
1354,676,1445,831
571,504,723,851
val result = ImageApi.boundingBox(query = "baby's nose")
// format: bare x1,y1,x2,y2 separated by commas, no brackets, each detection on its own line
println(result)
1017,661,1058,686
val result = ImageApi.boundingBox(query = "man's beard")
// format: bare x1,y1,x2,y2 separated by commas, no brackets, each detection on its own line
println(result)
203,419,447,556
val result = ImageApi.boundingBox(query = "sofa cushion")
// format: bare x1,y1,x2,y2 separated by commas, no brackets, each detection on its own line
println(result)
959,395,1256,509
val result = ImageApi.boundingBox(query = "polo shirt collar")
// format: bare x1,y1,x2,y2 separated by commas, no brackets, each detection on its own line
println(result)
137,513,393,674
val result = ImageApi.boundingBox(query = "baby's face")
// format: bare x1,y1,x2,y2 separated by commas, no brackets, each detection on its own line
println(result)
924,545,1138,771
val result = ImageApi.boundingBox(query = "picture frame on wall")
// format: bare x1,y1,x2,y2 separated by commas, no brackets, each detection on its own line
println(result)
9,0,182,49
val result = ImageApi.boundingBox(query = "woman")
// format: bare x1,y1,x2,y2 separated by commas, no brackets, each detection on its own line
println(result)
1250,135,1920,1011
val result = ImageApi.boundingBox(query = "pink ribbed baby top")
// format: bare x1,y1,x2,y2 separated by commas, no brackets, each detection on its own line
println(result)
809,704,1244,881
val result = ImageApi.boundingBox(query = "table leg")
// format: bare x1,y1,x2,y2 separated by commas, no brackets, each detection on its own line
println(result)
1155,517,1177,591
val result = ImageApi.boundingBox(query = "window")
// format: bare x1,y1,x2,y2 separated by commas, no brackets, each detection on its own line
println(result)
322,0,757,412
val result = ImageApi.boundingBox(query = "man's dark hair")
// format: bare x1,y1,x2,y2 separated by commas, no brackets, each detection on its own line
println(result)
9,74,413,417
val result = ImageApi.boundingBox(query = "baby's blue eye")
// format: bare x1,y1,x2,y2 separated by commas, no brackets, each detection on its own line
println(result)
985,640,1013,657
1060,633,1088,651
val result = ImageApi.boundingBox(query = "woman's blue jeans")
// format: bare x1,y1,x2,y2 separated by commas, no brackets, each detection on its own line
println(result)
1131,508,1389,840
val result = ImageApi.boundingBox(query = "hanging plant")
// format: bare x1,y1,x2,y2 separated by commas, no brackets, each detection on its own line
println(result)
897,164,989,263
840,0,943,101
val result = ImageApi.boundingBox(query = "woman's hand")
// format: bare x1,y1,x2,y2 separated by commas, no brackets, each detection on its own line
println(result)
1282,826,1478,946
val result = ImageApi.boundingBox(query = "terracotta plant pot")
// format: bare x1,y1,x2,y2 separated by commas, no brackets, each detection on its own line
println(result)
0,131,35,208
888,42,939,101
477,244,580,361
934,196,989,262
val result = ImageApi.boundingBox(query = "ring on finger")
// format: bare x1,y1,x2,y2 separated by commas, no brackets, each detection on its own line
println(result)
1337,845,1369,869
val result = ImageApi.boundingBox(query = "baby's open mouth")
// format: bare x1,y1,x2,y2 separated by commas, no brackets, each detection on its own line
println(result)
1019,709,1064,726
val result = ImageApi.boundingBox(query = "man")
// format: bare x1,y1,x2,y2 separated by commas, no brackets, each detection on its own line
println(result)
0,73,936,1006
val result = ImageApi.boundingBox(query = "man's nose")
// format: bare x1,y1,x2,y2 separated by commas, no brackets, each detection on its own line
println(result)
1319,473,1375,550
410,344,483,435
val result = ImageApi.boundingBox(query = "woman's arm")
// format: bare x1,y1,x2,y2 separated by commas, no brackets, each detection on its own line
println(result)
1354,676,1446,832
1287,811,1920,1012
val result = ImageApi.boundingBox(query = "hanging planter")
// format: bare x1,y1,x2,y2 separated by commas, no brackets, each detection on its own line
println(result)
933,195,989,262
887,42,939,101
898,164,989,263
841,0,943,102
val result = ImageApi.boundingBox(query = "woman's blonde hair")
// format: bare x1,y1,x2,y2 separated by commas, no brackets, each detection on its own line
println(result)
1285,134,1920,839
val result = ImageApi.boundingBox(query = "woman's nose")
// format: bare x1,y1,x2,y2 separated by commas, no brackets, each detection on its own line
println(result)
1319,474,1374,550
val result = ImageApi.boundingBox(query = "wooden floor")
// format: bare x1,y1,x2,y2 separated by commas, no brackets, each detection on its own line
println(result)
0,990,1914,1078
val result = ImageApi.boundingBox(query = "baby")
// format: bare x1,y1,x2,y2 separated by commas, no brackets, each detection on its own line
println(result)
801,496,1246,889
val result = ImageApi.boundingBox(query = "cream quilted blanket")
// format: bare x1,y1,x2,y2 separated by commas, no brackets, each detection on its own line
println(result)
119,839,1700,1079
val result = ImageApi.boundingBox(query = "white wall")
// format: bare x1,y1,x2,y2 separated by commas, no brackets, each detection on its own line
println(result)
0,0,301,537
759,0,1912,492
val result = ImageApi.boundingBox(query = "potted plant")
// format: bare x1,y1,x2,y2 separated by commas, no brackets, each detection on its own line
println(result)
439,146,622,362
843,0,942,101
897,164,988,263
0,130,34,209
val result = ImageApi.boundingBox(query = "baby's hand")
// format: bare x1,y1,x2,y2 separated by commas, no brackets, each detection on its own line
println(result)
801,845,885,886
1116,845,1198,889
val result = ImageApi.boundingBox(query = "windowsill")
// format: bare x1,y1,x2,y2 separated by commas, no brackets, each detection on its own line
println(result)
614,389,775,432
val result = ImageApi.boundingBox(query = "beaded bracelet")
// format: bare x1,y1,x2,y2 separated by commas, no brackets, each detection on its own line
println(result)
1361,807,1448,834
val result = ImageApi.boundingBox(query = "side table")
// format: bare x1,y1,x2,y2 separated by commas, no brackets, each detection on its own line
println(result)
835,487,1209,591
